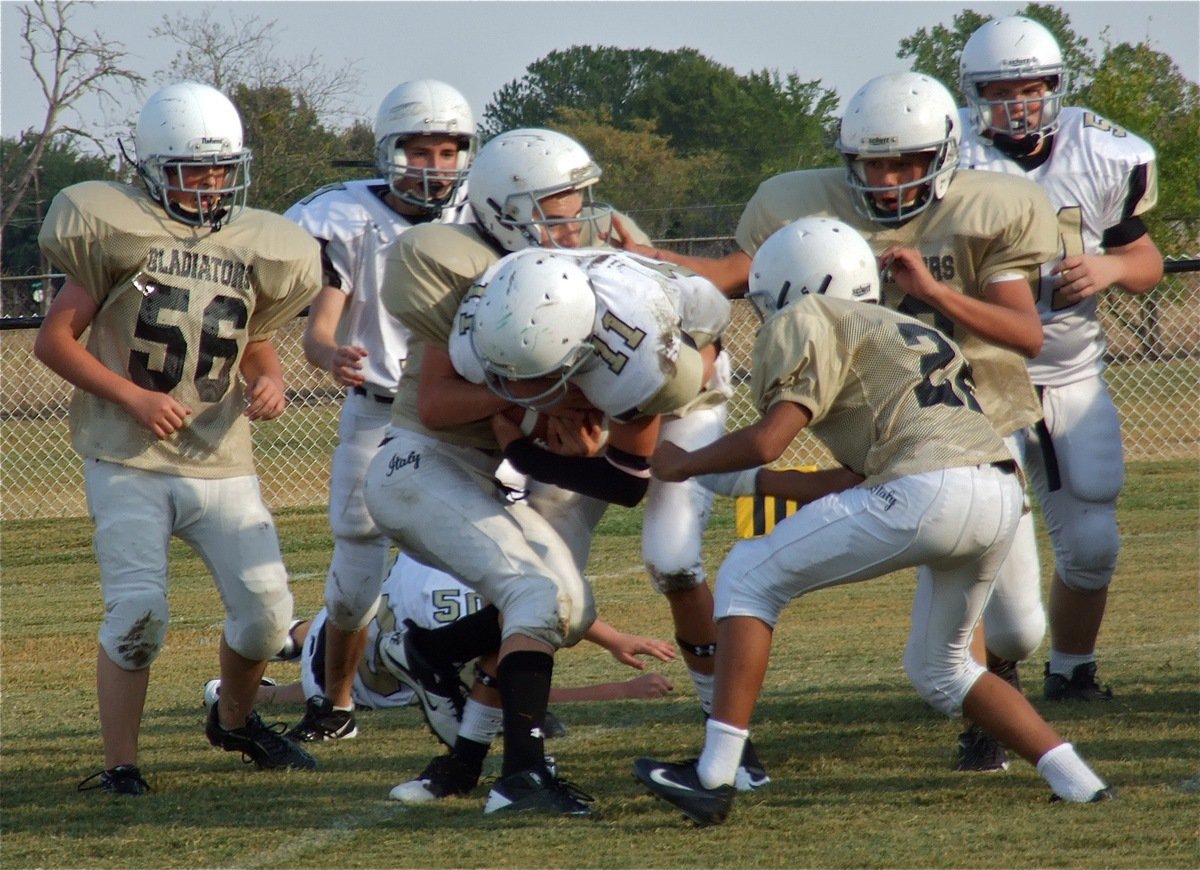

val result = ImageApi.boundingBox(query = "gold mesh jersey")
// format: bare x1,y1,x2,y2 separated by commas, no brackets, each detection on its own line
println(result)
380,213,654,450
737,168,1059,436
752,295,1011,487
38,181,321,477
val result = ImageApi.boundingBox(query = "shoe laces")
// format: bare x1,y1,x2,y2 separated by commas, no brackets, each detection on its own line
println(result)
234,712,295,765
78,764,150,794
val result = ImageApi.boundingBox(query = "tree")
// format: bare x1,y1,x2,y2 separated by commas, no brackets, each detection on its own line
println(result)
151,9,372,213
549,108,725,239
896,2,1096,101
483,46,841,234
1,0,143,239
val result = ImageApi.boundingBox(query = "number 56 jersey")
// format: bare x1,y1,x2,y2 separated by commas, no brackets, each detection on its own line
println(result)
753,294,1011,487
38,181,322,477
450,249,731,421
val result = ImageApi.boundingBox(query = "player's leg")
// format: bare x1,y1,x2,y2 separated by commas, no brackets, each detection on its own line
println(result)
179,474,315,772
1030,377,1122,699
82,461,173,794
299,397,392,740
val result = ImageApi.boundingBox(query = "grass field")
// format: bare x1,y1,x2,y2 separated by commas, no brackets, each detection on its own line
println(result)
1,460,1196,868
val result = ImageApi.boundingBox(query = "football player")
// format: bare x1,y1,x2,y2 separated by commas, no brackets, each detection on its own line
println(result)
362,128,656,815
626,71,1060,773
958,15,1164,703
202,552,675,745
35,82,322,795
282,80,478,744
633,218,1111,827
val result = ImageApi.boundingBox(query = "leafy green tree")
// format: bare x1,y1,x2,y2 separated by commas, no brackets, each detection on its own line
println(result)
2,135,115,277
897,2,1095,101
1078,40,1200,251
483,46,840,236
549,108,725,239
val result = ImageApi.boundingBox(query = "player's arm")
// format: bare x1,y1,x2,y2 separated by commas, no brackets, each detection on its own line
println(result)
610,213,751,297
417,344,523,428
32,279,193,439
302,283,366,387
240,338,288,421
549,673,674,702
883,246,1043,358
1053,230,1163,303
651,399,811,482
494,412,658,507
583,618,675,669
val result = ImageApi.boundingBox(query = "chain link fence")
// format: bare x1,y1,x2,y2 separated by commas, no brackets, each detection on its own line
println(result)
2,253,1196,520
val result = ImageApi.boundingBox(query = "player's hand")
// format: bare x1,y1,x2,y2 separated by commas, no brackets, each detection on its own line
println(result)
650,440,692,482
880,246,941,303
330,344,368,387
608,213,661,259
245,376,287,420
127,390,193,439
545,412,606,457
606,631,677,669
619,672,675,699
1053,254,1116,305
491,410,523,450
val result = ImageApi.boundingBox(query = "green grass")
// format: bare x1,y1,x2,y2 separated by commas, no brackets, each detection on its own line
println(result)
1,460,1197,868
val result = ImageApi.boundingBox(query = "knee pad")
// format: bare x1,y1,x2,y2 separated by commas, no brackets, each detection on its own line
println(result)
981,512,1046,662
903,644,987,718
322,538,390,631
226,609,292,663
1056,505,1119,592
98,593,170,670
496,573,595,650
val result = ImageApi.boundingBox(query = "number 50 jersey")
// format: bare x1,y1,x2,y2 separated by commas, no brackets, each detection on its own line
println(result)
39,181,321,477
450,249,731,421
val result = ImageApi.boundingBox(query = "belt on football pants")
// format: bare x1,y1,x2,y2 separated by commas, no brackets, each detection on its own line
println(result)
352,385,394,405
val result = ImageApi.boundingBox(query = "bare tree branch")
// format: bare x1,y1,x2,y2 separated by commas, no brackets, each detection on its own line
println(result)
2,0,143,232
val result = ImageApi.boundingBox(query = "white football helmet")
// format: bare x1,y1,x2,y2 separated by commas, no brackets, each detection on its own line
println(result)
960,16,1068,139
469,250,597,409
467,128,612,252
835,72,960,224
373,79,476,216
134,82,251,229
748,218,881,320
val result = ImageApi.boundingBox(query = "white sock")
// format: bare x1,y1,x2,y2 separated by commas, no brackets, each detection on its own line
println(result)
697,718,748,789
1036,742,1107,801
1048,650,1095,677
458,698,502,745
331,702,354,713
688,669,715,716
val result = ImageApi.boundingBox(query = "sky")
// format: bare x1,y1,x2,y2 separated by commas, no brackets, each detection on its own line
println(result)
2,0,1198,150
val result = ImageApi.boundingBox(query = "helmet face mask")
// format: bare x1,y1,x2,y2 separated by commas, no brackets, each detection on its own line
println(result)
748,217,881,320
468,250,598,410
836,72,960,225
960,16,1068,141
468,128,613,253
373,80,476,216
134,82,252,229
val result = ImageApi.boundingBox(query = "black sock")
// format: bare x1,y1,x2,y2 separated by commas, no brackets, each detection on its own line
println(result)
496,649,553,777
410,604,502,665
451,735,490,777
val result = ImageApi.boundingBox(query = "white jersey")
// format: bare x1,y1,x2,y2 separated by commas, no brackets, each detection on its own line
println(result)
302,553,484,709
449,249,730,420
959,106,1158,386
284,180,473,394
